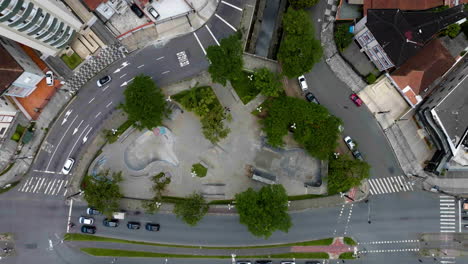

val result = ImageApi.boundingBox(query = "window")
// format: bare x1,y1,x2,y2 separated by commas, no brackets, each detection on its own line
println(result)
0,127,6,136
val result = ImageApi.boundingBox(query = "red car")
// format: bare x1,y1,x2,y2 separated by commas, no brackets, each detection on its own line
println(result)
350,93,363,106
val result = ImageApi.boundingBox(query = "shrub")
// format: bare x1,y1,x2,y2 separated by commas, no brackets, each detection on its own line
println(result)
191,163,208,177
366,73,377,84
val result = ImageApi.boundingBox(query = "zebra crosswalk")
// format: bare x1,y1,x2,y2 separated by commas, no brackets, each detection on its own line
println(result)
368,176,414,195
18,176,68,196
440,195,457,233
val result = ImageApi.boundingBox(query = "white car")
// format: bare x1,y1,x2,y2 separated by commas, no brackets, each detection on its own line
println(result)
344,136,356,150
97,75,111,87
79,217,94,225
62,158,75,175
45,71,54,86
298,75,308,91
148,7,160,20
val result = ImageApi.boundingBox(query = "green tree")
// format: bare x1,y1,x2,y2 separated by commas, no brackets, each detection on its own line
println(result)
206,32,244,86
83,171,123,217
173,193,209,226
278,8,323,78
235,184,291,238
334,23,354,52
142,172,171,214
121,74,167,130
254,68,283,97
261,96,341,160
327,154,370,195
445,23,461,38
201,105,231,144
288,0,319,9
365,73,377,84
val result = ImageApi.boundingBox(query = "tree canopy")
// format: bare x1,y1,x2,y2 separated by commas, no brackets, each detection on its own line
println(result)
327,154,370,195
235,184,291,238
206,32,244,86
83,171,123,217
334,23,354,52
261,96,341,160
173,193,209,226
254,68,283,97
288,0,319,9
278,8,322,78
142,172,171,214
121,74,167,130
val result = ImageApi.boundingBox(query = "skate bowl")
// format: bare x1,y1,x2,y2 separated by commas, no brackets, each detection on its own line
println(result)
124,126,179,172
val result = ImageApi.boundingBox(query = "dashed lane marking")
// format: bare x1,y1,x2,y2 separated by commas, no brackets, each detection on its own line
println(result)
156,56,165,60
215,14,237,32
358,239,419,245
192,32,206,55
221,0,243,11
106,101,113,108
205,25,220,46
88,98,95,104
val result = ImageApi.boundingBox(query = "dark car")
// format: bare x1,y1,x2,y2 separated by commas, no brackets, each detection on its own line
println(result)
236,261,251,264
352,149,364,161
462,217,468,221
86,207,101,215
103,218,119,227
81,225,96,234
255,261,272,264
350,93,363,106
127,221,141,229
305,92,319,104
130,4,144,18
305,262,321,264
145,223,160,231
97,75,111,87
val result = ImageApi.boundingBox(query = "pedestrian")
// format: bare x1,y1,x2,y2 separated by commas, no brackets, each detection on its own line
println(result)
418,259,422,263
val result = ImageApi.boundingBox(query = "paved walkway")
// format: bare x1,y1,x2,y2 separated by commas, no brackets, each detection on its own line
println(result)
292,238,354,259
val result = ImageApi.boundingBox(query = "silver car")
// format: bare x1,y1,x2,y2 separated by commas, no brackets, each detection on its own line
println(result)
62,158,74,175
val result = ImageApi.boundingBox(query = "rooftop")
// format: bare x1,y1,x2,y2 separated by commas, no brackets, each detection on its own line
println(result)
81,0,107,11
366,6,467,68
0,44,24,96
364,0,444,16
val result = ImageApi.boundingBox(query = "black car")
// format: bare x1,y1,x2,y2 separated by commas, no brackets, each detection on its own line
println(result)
145,223,160,231
305,262,321,264
130,4,144,18
236,261,251,264
127,221,141,229
462,217,468,221
352,149,364,161
255,261,272,264
305,92,319,104
97,75,111,87
103,218,119,227
81,225,96,234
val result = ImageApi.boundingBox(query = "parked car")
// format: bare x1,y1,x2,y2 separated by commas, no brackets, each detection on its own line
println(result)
462,211,468,215
350,93,363,106
344,136,364,160
97,75,111,87
127,221,141,229
61,158,74,175
305,261,321,264
352,149,364,161
148,7,160,20
464,224,468,229
281,261,295,264
130,3,144,18
79,217,94,225
305,92,319,104
255,261,272,264
81,225,96,234
145,223,160,231
103,218,119,227
298,75,308,91
45,71,54,86
462,217,468,221
86,207,101,215
236,261,251,264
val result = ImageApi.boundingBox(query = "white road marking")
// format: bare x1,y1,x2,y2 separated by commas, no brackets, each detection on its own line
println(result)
43,180,53,194
20,178,32,192
45,179,57,195
156,56,165,60
193,32,206,55
120,73,127,79
82,127,92,144
66,199,73,233
205,25,220,46
88,98,95,104
46,115,78,170
459,199,462,232
106,101,113,108
63,188,68,197
102,85,109,92
137,64,144,68
95,112,101,118
68,124,89,158
384,177,396,193
54,180,65,195
221,0,243,11
73,120,84,135
35,178,46,193
161,70,170,75
215,14,237,31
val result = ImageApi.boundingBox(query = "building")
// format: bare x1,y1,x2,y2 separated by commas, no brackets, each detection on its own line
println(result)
363,0,444,16
389,39,455,106
0,37,43,98
0,97,17,140
354,5,467,71
0,0,83,56
418,55,468,174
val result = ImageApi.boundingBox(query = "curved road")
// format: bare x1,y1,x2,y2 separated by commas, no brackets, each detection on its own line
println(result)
0,1,443,264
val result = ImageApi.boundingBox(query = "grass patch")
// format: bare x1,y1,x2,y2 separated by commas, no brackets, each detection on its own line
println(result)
339,252,355,259
0,163,15,177
105,119,134,143
191,163,207,177
11,124,26,142
81,248,329,259
288,194,325,201
0,181,20,194
61,52,82,70
208,199,233,205
343,237,357,246
230,71,260,104
66,234,333,249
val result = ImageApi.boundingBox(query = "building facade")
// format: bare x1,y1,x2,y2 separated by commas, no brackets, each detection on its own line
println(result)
0,0,83,56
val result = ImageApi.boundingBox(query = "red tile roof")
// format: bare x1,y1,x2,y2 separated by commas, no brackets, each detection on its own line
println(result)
0,44,24,95
82,0,108,11
364,0,444,15
391,39,455,105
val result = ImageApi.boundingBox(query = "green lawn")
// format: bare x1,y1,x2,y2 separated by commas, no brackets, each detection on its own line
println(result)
105,119,134,143
11,124,26,142
191,163,207,177
339,252,355,259
230,71,260,104
66,234,333,249
343,237,357,246
0,181,20,194
61,52,83,69
81,248,329,259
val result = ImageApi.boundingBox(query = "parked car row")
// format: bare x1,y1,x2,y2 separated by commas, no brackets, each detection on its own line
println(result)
237,261,320,264
344,136,364,161
80,208,161,234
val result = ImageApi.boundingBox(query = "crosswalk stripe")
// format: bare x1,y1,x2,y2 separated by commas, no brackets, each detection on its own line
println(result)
390,177,401,192
377,179,388,193
368,180,378,194
441,219,456,222
45,179,56,195
372,179,383,194
441,215,456,218
441,230,456,233
20,178,32,192
25,177,37,192
440,195,452,198
35,178,46,193
43,179,53,194
441,199,455,202
396,176,407,191
381,178,391,193
383,177,395,193
54,180,64,195
441,222,456,225
441,226,455,229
